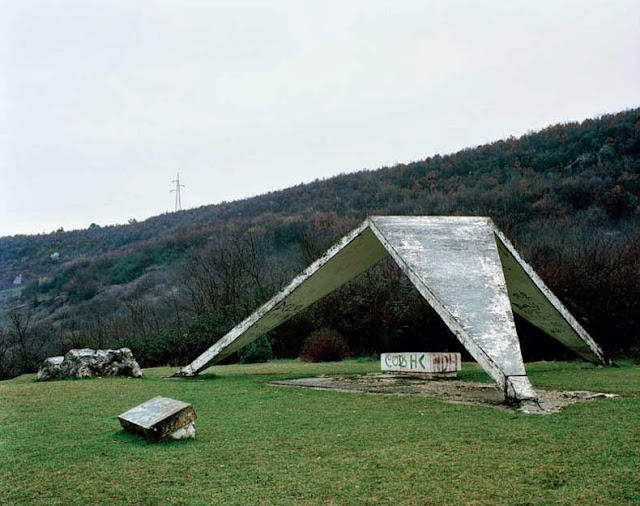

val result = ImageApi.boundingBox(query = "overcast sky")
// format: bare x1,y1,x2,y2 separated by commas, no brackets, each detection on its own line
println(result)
1,0,639,237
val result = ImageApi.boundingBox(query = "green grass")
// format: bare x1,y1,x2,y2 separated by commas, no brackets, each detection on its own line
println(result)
1,360,638,505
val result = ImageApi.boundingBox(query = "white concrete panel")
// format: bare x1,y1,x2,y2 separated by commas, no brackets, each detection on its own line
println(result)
368,216,535,400
492,228,608,364
175,223,389,375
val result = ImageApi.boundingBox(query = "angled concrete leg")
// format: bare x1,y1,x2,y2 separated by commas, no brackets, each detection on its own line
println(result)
493,228,610,365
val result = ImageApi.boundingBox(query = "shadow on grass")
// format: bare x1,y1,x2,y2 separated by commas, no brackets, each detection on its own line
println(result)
197,373,220,381
162,372,220,381
31,376,148,384
113,430,198,447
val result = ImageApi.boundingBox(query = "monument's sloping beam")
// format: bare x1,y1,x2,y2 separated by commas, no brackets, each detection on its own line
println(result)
367,216,536,401
492,228,609,365
174,223,389,376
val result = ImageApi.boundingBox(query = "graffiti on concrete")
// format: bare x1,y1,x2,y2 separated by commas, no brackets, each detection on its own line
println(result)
273,300,305,314
381,352,461,374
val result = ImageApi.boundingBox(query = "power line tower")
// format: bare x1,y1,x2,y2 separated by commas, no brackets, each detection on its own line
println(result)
171,172,185,212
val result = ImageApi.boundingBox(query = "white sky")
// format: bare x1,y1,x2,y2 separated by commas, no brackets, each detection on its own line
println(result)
1,0,639,237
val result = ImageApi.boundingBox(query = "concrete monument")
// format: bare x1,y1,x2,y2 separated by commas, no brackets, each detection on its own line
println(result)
174,216,610,405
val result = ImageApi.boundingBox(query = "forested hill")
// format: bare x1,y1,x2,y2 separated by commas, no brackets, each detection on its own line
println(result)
1,108,639,379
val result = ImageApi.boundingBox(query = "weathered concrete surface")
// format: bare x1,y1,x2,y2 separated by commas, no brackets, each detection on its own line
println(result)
38,348,143,380
368,216,536,402
492,228,609,364
175,223,388,376
175,216,610,405
118,396,196,441
381,352,461,375
268,374,617,414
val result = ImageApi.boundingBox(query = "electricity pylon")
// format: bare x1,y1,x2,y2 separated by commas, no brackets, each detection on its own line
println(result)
171,173,185,212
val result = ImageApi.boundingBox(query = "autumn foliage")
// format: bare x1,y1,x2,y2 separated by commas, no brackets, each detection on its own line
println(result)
1,109,639,378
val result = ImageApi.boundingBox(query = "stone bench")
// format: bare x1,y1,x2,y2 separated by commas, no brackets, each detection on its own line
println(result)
381,352,461,377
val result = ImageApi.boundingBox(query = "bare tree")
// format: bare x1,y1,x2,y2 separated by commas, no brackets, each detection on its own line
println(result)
3,304,46,376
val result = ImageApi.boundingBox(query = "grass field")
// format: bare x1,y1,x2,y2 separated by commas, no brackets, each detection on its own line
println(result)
1,360,638,505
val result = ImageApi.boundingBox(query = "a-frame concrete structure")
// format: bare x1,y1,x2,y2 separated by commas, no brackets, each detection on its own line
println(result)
175,216,609,404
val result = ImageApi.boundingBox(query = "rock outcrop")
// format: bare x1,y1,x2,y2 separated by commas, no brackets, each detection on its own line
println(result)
38,348,143,380
38,356,65,380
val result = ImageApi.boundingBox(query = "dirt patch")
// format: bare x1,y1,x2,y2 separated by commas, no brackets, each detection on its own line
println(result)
267,373,617,414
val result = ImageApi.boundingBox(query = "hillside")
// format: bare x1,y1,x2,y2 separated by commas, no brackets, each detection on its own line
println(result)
1,108,639,378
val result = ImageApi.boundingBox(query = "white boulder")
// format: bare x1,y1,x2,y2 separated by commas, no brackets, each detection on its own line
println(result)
38,348,143,380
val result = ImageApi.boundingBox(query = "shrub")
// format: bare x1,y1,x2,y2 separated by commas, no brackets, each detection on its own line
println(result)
300,328,350,362
601,185,638,218
238,336,273,363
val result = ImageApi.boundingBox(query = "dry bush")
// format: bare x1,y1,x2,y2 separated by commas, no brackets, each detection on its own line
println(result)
299,328,350,362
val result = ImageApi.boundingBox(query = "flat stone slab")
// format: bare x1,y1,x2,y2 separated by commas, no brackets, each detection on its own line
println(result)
381,352,461,375
118,396,196,441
